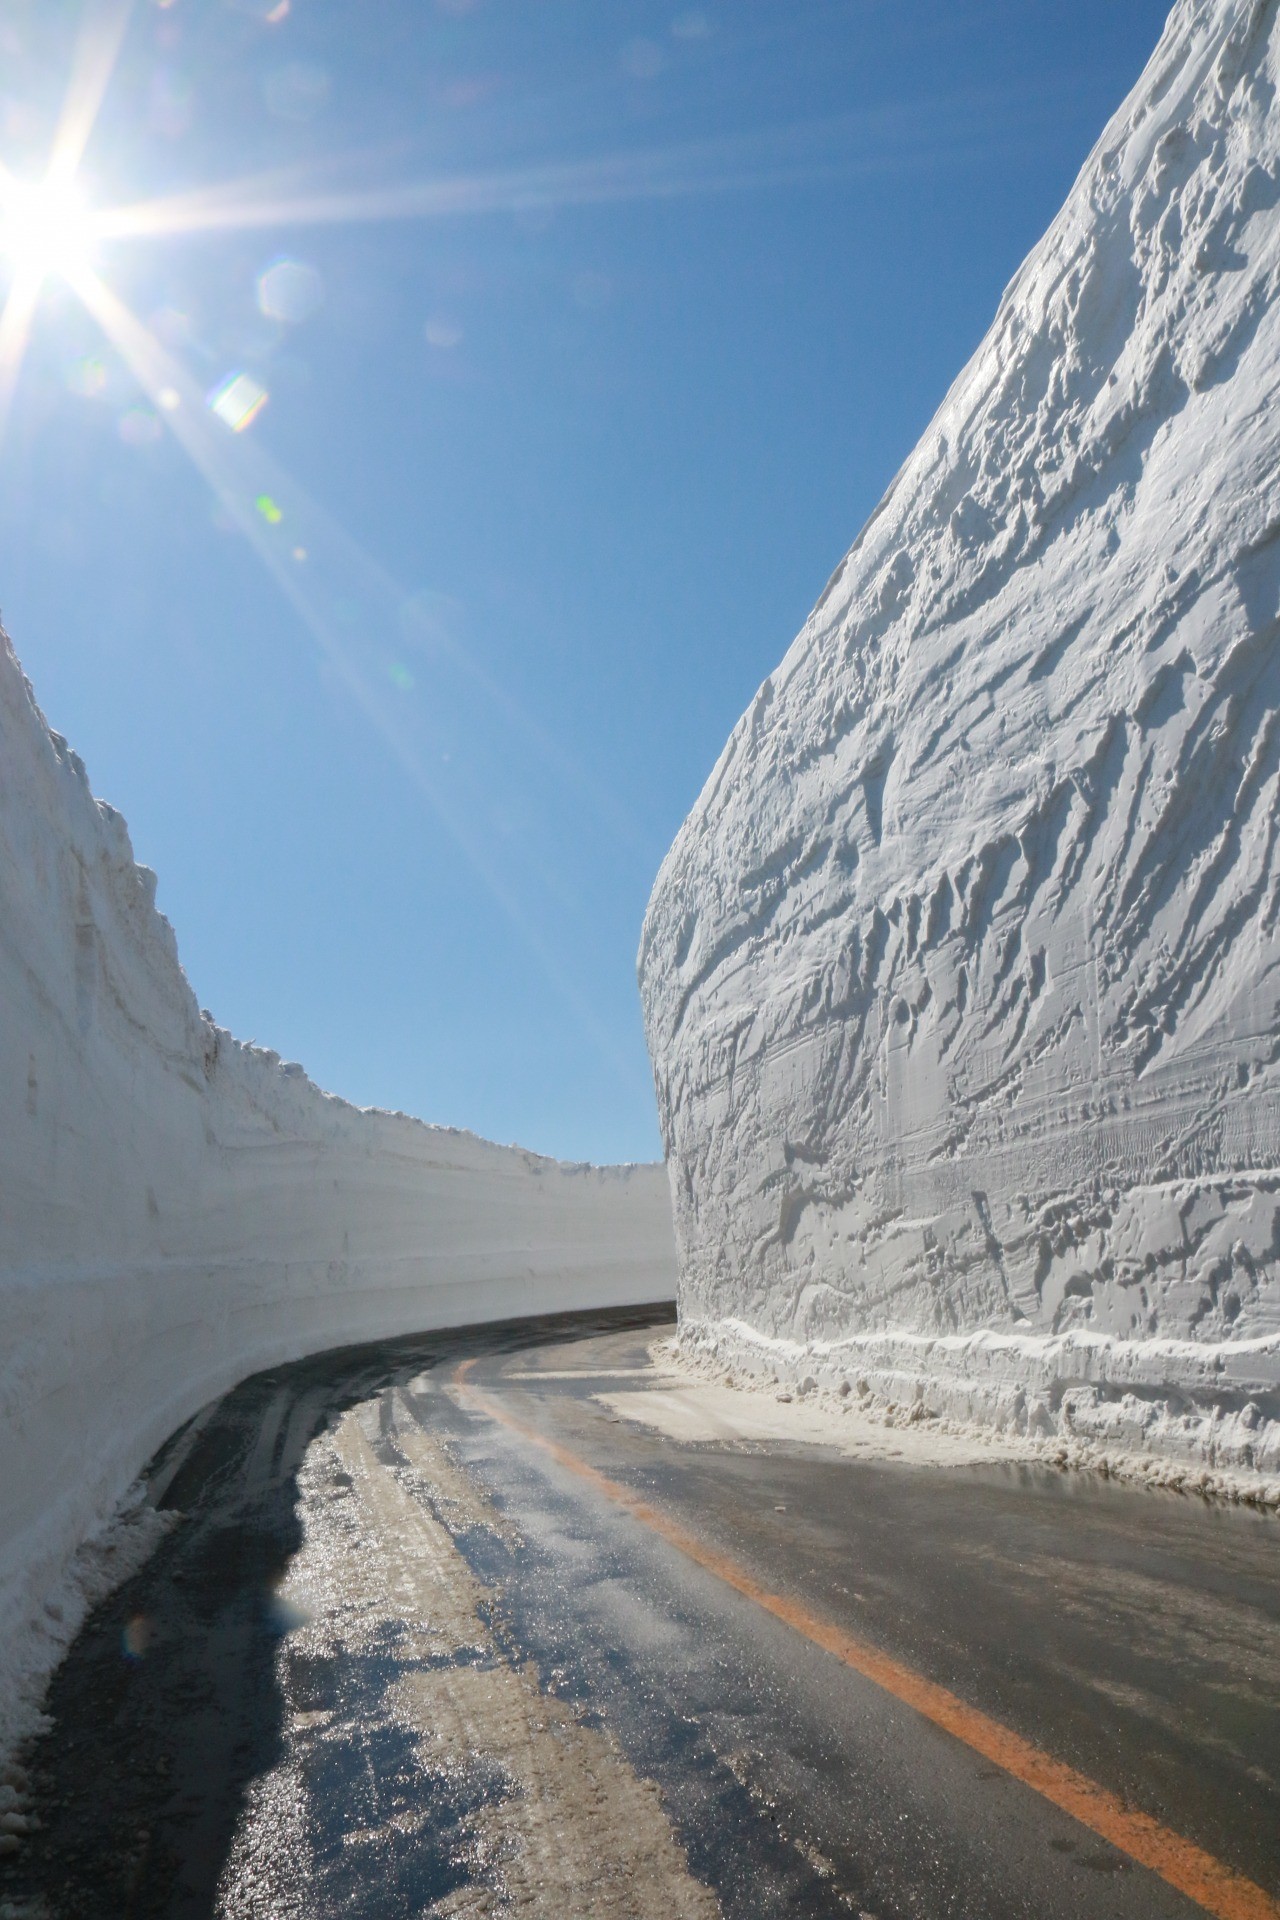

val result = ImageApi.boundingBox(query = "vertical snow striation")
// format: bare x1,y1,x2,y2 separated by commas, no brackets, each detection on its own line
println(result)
639,0,1280,1484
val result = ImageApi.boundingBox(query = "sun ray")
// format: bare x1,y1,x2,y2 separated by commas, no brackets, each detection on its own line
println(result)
0,267,44,451
47,0,135,187
65,261,638,852
65,264,642,1083
94,111,916,244
94,77,1080,250
3,0,972,1083
0,0,128,445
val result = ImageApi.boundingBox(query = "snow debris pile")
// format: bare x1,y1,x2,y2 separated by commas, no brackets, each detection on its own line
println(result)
639,0,1280,1497
0,626,675,1769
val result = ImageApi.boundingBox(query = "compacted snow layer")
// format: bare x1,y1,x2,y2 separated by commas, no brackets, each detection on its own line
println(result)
639,0,1280,1485
0,627,675,1766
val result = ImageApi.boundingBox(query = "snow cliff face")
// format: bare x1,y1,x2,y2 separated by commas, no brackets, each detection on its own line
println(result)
0,625,675,1759
640,0,1280,1480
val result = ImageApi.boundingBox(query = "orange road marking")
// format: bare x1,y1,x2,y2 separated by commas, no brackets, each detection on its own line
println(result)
453,1358,1280,1920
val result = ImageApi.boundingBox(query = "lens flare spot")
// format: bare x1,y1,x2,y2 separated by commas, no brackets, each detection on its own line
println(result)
118,407,163,446
122,1615,151,1660
255,493,283,524
425,316,462,349
291,545,308,562
389,662,414,691
151,305,191,348
67,354,107,398
208,371,268,433
264,61,330,121
157,386,181,411
257,256,323,325
149,69,193,139
621,37,664,79
267,1586,310,1633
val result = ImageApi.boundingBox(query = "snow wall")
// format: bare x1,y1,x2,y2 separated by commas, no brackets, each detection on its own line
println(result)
0,625,676,1752
640,0,1280,1489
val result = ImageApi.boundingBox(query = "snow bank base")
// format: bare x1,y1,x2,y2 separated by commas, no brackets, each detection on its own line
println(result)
2,1484,176,1820
676,1317,1280,1509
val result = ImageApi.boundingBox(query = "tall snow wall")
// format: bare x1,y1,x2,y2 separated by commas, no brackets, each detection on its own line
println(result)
639,0,1280,1487
0,624,675,1750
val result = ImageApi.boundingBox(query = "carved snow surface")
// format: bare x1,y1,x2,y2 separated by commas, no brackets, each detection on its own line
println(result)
640,0,1280,1483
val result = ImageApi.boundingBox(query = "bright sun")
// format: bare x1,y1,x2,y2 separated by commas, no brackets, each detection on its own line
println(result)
0,175,98,283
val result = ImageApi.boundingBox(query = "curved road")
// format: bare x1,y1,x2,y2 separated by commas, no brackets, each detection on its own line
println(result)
4,1306,1277,1920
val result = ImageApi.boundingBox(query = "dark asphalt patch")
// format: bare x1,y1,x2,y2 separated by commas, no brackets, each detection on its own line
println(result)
4,1304,1275,1920
0,1305,671,1919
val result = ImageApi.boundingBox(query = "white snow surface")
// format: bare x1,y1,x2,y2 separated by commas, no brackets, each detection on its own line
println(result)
0,626,675,1766
639,0,1280,1486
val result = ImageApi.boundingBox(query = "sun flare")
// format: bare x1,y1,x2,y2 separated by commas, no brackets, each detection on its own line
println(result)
0,174,98,284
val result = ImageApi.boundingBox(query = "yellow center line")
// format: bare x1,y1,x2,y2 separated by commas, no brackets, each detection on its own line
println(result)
453,1358,1280,1920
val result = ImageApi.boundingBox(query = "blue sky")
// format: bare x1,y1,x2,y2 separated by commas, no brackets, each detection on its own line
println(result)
0,0,1172,1163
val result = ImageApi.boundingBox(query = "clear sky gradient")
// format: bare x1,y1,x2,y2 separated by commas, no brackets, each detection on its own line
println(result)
0,0,1173,1163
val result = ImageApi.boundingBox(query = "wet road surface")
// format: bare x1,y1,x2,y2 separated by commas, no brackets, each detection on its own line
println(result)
2,1305,1277,1920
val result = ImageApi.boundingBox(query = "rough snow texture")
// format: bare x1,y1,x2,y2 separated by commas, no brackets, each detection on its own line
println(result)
627,1334,1279,1506
640,0,1280,1487
0,626,675,1764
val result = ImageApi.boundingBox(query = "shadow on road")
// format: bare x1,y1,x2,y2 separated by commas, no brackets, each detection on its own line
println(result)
4,1303,672,1919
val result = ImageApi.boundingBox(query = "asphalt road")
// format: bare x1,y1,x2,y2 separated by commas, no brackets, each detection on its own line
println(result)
4,1305,1277,1920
